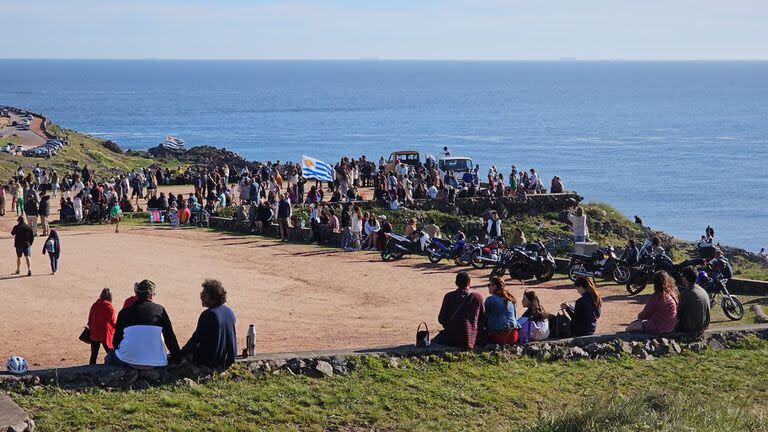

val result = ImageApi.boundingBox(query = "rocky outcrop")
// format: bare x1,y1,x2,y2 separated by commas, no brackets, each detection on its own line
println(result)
100,140,122,154
147,145,257,172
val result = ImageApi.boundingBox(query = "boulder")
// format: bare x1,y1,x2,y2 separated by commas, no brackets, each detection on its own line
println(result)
312,360,334,378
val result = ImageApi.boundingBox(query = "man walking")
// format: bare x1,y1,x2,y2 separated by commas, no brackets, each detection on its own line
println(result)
11,216,34,276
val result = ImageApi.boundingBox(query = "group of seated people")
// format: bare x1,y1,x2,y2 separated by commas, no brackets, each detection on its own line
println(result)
86,278,237,371
433,267,711,350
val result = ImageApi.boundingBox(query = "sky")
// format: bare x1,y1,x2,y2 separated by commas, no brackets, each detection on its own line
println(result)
2,0,767,60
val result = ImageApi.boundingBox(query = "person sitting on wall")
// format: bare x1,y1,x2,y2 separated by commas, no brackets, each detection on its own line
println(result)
180,279,237,370
433,271,485,349
107,279,182,368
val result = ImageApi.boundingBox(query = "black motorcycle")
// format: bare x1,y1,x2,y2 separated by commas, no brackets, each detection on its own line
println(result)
489,242,556,283
568,247,631,284
625,254,706,295
698,273,744,321
381,231,431,262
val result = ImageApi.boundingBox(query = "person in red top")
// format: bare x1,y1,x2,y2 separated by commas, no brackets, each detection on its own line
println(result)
87,288,117,364
178,202,191,225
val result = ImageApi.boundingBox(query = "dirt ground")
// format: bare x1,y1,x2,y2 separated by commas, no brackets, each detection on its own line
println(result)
0,186,646,368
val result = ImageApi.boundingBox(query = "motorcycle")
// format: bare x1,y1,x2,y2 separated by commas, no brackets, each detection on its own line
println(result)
489,242,556,283
381,231,431,262
697,271,743,321
469,237,507,269
625,253,706,295
425,234,475,265
568,247,631,284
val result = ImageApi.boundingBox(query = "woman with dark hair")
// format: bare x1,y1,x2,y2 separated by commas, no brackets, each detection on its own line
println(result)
561,277,602,336
87,288,116,364
181,279,238,370
41,229,61,274
484,276,519,345
518,290,550,343
627,271,678,334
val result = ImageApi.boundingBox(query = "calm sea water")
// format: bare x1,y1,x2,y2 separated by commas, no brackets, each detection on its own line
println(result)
1,60,766,250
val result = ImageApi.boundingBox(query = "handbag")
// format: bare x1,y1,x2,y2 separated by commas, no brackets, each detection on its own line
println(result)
78,326,91,344
416,322,430,347
551,310,572,339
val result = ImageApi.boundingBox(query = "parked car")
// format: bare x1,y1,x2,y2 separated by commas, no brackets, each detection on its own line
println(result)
384,150,421,173
438,156,475,181
1,144,12,153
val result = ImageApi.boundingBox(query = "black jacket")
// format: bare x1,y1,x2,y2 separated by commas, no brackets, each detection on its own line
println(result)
566,292,601,337
11,222,34,248
113,299,181,362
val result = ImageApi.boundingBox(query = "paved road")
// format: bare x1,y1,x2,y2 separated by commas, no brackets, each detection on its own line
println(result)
0,111,46,151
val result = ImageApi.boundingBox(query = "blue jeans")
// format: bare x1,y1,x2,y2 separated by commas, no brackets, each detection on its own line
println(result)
49,254,58,273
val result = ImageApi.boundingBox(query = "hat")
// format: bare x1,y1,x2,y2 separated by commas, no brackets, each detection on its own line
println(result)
378,215,387,221
134,279,156,295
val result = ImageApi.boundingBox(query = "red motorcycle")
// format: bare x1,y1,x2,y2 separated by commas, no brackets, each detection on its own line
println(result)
470,237,507,269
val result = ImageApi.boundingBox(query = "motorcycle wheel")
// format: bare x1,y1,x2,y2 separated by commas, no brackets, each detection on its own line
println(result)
625,273,647,295
471,251,488,269
535,262,556,282
489,265,506,279
381,249,393,262
612,265,632,284
722,296,744,321
568,264,584,282
427,249,442,264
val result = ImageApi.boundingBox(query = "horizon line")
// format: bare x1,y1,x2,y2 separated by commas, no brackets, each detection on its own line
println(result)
1,57,768,62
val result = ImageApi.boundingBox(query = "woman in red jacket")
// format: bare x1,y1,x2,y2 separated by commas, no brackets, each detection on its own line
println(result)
87,288,117,364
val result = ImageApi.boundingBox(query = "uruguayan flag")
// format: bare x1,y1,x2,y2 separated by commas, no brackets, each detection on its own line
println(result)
302,155,334,182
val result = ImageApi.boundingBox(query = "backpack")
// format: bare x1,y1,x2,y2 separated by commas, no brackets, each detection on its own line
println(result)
550,311,572,339
521,318,549,343
46,239,56,253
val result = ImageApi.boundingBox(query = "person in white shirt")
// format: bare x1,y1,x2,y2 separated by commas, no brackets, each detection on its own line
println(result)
364,212,380,250
71,176,85,223
428,184,438,199
567,206,589,243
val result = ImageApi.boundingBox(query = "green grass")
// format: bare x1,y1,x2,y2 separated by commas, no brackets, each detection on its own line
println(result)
12,338,768,431
0,122,180,180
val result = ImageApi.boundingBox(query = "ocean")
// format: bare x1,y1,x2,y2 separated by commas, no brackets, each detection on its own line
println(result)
1,60,766,251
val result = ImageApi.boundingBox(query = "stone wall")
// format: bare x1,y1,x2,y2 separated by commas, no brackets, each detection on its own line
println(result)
2,324,766,392
408,192,582,217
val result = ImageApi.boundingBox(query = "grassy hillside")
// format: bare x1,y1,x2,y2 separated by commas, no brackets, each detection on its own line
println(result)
0,122,172,180
13,337,768,431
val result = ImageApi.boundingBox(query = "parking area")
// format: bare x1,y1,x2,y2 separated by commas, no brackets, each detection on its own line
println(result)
0,107,54,156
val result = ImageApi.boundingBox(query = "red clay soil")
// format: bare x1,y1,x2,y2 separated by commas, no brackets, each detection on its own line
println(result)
0,188,646,368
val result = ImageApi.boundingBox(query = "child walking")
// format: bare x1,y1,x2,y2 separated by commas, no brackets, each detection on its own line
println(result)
42,230,61,275
109,200,122,233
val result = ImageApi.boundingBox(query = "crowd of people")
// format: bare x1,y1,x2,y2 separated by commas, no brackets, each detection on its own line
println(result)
432,268,712,350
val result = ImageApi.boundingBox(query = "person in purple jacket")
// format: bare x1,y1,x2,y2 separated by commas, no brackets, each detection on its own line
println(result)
627,271,678,334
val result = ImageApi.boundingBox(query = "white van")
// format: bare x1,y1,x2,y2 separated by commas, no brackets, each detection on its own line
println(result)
438,156,475,183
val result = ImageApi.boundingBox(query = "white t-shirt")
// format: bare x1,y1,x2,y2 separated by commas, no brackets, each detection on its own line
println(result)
567,213,588,238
